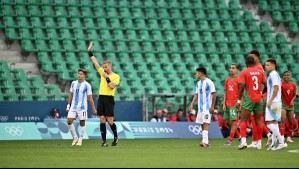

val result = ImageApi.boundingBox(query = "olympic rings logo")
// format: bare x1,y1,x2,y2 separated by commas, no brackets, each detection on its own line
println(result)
5,126,24,136
188,125,202,135
0,116,8,122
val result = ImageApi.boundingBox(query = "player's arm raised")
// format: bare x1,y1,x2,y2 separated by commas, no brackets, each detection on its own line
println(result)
88,42,101,70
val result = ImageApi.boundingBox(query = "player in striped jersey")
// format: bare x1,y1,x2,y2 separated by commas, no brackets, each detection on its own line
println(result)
66,68,97,146
189,67,216,147
264,58,287,150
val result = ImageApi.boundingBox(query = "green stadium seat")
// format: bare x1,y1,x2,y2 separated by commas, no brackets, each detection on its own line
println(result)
267,43,278,54
144,53,156,63
22,40,37,52
219,10,230,21
157,53,169,62
243,11,257,22
32,28,47,40
247,21,259,32
54,6,68,17
189,31,202,42
228,0,241,10
155,42,167,52
280,44,291,55
46,29,61,40
289,22,299,36
263,33,275,43
214,32,226,43
255,43,266,54
291,44,299,55
194,9,205,20
157,8,170,19
227,32,241,43
222,54,233,66
235,21,247,32
275,33,289,44
243,43,254,53
270,0,280,11
223,21,235,32
230,43,242,54
30,17,44,28
5,28,21,40
251,32,263,43
272,11,284,25
134,18,147,29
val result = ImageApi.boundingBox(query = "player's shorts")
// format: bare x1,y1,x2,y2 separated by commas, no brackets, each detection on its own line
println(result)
67,109,88,120
265,102,282,122
196,110,211,124
282,102,295,112
97,95,115,117
242,95,263,112
223,106,239,121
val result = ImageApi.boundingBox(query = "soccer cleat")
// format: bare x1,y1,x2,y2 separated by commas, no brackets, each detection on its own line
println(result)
112,138,118,146
237,143,247,150
256,144,262,150
224,141,232,146
247,143,258,148
286,137,294,143
199,142,210,147
101,142,108,147
76,140,82,146
274,143,287,150
71,139,78,146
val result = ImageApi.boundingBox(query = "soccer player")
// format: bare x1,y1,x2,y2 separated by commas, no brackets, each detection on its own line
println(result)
88,42,120,147
236,55,267,150
223,63,241,146
248,50,272,148
189,67,216,147
264,58,287,150
66,68,97,146
280,71,297,143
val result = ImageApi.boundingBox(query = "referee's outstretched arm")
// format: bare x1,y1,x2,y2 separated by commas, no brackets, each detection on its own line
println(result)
87,42,101,70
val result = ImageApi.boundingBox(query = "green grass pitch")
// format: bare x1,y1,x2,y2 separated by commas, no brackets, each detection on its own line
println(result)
1,138,299,168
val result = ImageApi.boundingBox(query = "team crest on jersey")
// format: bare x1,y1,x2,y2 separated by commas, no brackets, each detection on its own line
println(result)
229,85,234,91
287,90,290,95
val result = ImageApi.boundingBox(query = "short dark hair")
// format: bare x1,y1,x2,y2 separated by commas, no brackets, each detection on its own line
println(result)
231,63,239,69
266,58,276,66
196,67,206,75
283,70,290,75
78,68,87,75
250,50,260,57
245,55,255,65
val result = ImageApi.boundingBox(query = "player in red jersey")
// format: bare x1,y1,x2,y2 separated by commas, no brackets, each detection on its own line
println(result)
280,71,297,143
223,63,241,146
247,50,272,149
236,55,267,150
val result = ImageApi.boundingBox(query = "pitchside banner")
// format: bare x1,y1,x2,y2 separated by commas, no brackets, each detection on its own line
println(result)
0,121,223,140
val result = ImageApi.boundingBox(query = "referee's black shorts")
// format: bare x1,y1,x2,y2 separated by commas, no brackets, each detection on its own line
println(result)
97,95,115,117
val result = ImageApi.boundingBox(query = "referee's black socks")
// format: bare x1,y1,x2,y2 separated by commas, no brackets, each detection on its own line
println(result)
109,123,118,140
100,123,107,142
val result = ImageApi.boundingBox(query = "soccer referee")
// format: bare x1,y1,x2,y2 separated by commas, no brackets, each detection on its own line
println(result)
88,42,120,147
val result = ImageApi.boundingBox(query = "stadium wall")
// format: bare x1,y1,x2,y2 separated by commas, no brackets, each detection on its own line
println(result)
0,121,223,140
0,101,143,122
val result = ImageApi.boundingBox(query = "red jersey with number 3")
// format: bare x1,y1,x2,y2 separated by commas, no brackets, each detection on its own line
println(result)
281,81,297,107
239,67,266,102
224,76,239,107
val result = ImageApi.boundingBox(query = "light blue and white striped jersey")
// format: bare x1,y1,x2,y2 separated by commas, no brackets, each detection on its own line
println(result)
70,80,92,111
267,70,281,103
195,78,216,113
